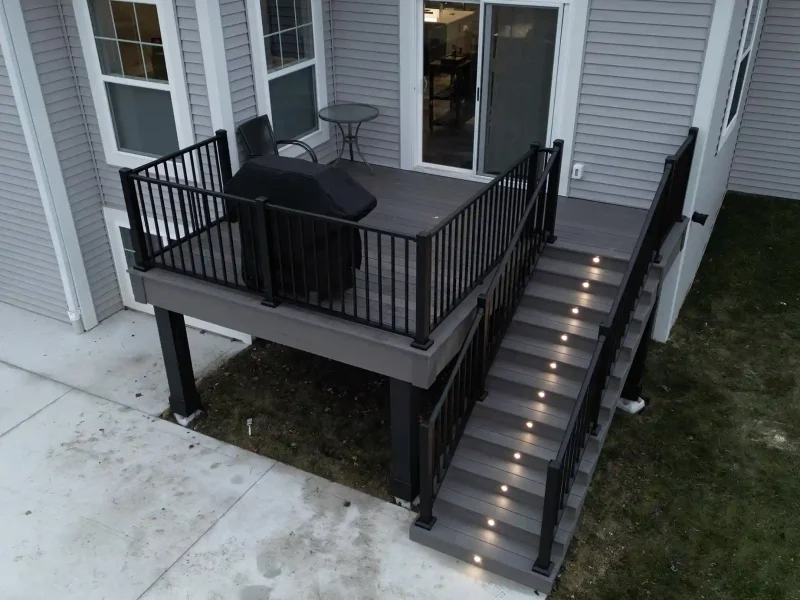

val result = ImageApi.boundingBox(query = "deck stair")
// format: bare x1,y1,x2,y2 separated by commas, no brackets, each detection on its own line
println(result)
410,239,660,593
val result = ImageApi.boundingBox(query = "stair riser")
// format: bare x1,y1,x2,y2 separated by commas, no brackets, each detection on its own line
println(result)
461,435,551,472
472,403,565,442
446,466,546,512
508,319,598,353
532,270,620,299
545,247,628,272
435,496,564,557
497,346,587,383
486,375,576,413
521,295,610,324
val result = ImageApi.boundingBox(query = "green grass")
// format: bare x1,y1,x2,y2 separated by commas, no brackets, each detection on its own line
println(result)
553,193,800,600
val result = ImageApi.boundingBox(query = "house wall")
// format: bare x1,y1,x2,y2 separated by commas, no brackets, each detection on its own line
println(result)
568,0,714,209
654,0,766,341
729,0,800,200
0,41,68,321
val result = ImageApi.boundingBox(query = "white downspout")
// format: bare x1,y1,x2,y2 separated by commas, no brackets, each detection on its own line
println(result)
0,0,85,332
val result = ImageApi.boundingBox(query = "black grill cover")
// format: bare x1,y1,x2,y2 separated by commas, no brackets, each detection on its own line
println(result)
224,156,377,298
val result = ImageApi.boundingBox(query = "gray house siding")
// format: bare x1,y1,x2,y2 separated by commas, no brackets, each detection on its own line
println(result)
22,0,121,321
328,0,400,168
569,0,714,209
177,0,214,140
729,0,800,200
0,44,68,321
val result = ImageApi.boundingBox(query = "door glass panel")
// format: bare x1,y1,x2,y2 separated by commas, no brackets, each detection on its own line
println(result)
477,5,558,176
422,1,479,169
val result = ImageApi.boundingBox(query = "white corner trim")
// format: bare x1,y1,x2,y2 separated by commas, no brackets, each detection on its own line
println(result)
398,0,417,171
653,0,737,342
195,0,239,171
0,0,97,330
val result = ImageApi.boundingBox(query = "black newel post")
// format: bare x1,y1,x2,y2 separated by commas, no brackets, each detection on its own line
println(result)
120,168,150,271
389,378,425,502
155,307,202,420
412,233,433,350
544,139,564,243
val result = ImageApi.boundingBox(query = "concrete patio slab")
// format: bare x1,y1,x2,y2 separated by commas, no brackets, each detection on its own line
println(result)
0,386,273,600
139,462,536,600
0,303,243,416
0,362,70,436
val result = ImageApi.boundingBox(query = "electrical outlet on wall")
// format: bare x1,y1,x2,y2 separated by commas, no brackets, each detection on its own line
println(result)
571,163,584,180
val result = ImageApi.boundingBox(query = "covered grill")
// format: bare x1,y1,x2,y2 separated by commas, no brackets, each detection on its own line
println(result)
224,155,377,298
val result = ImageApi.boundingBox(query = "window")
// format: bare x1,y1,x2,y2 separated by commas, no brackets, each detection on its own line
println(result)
719,0,762,149
75,0,193,167
249,0,328,147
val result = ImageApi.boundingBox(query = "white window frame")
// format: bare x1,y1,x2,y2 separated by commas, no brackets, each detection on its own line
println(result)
103,206,251,343
718,0,762,150
246,0,330,156
73,0,195,169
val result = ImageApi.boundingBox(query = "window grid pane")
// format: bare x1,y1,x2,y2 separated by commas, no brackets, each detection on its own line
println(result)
261,0,315,74
89,0,168,83
269,64,318,140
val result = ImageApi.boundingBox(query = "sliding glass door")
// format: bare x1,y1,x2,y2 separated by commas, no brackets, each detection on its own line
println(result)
419,1,561,177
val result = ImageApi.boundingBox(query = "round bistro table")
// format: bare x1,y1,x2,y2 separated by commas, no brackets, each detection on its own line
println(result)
318,103,379,173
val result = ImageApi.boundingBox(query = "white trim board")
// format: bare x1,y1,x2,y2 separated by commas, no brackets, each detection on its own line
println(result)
0,0,98,330
398,0,588,194
103,207,252,344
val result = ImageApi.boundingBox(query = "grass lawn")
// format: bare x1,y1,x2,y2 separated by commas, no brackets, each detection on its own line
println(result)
553,193,800,599
188,192,799,599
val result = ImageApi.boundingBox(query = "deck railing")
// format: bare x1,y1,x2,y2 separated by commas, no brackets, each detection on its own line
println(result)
122,130,563,347
415,143,564,529
532,127,698,575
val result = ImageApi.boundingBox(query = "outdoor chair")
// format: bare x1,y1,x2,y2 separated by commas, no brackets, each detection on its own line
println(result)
237,115,319,163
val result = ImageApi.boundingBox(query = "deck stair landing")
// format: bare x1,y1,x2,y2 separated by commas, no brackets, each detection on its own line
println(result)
410,239,658,594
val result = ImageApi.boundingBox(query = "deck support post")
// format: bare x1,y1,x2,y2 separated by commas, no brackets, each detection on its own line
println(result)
620,307,657,409
390,378,426,503
155,307,202,422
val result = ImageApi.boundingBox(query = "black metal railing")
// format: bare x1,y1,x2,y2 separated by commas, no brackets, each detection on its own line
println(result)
415,143,564,528
122,130,563,347
412,145,556,348
533,127,698,575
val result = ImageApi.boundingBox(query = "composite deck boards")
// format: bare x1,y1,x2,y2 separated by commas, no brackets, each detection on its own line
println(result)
153,161,645,335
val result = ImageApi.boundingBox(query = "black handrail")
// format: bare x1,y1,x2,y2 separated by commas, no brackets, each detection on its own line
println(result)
533,127,698,575
416,142,564,528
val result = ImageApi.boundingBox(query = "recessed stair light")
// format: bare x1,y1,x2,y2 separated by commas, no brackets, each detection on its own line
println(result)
501,485,508,492
582,281,590,289
592,256,600,264
526,421,534,428
487,518,496,527
560,334,568,342
571,307,580,315
513,452,521,460
473,555,482,564
538,391,546,398
549,362,557,369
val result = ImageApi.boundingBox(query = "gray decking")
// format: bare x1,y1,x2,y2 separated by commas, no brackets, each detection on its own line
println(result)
134,161,647,386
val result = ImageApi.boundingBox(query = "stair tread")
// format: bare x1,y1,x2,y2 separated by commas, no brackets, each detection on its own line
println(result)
432,513,541,563
490,359,583,395
512,306,600,340
467,416,561,452
536,256,623,286
525,282,614,313
548,237,632,262
410,518,555,591
464,422,558,461
480,393,571,428
501,334,593,368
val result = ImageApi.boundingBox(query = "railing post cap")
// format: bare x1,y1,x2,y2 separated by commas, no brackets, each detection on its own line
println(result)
215,128,228,136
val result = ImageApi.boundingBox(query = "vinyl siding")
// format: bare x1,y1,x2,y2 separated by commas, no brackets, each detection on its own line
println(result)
729,0,800,200
328,0,400,167
0,44,68,321
569,0,714,208
177,0,214,140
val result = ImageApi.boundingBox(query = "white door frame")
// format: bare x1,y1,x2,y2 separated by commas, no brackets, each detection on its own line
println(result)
399,0,588,193
103,207,252,344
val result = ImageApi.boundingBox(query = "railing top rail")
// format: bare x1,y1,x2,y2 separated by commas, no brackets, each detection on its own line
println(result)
482,147,561,297
128,173,259,205
423,146,542,237
425,307,485,424
263,202,418,239
129,132,224,175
